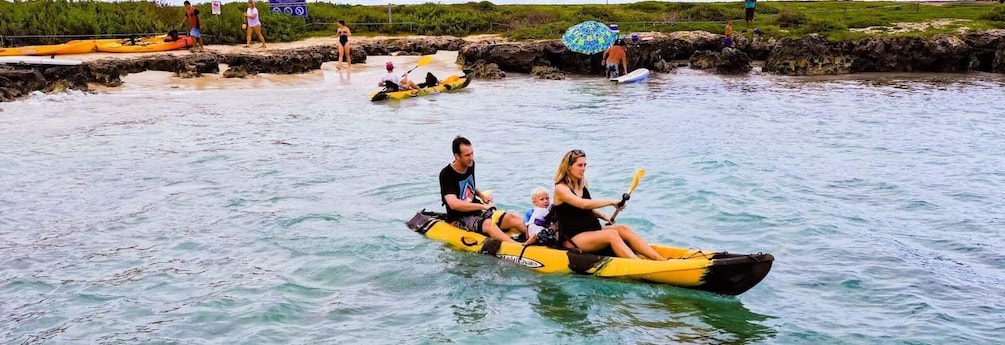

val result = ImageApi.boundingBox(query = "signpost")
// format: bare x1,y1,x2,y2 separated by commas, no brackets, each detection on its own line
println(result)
268,0,307,18
211,1,221,15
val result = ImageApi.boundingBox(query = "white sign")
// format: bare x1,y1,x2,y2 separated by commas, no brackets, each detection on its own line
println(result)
211,1,222,15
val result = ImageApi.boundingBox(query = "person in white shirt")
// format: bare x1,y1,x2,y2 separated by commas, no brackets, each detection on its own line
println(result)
244,0,266,48
377,62,418,90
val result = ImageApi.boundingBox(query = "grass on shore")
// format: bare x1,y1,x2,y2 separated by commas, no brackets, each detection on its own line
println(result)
1,1,1003,46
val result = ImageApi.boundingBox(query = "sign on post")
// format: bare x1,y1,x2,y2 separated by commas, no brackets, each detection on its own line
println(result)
211,1,221,15
268,0,308,18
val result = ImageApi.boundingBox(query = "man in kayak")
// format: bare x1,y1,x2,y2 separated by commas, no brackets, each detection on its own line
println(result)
182,1,203,51
377,61,418,91
439,136,528,244
551,149,666,260
602,39,628,79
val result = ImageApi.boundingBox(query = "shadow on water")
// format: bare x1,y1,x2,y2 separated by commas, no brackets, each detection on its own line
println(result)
530,277,776,344
651,290,777,344
530,278,600,338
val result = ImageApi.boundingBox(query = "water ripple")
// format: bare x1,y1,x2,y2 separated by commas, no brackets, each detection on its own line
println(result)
1,68,1003,344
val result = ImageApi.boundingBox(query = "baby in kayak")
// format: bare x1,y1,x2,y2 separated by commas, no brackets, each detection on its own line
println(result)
524,187,560,246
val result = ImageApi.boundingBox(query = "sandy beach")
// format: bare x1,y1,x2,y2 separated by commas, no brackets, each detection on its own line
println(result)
72,34,505,63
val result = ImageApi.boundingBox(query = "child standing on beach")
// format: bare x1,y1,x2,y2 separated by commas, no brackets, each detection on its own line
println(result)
183,1,203,51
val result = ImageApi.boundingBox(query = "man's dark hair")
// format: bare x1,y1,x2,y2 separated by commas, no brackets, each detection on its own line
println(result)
184,0,190,4
451,136,471,155
338,20,346,25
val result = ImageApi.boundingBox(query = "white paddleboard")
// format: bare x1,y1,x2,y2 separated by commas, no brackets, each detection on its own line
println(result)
611,68,650,84
0,56,84,66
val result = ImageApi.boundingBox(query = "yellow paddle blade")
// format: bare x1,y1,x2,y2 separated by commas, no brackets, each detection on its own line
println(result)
626,169,646,195
416,55,434,67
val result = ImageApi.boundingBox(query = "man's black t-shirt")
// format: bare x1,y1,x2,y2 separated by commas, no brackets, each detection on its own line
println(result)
439,162,483,220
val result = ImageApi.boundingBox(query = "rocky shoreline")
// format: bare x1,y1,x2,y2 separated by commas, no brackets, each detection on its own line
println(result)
2,30,1004,102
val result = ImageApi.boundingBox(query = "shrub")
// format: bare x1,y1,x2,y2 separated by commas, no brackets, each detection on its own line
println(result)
625,1,665,13
775,10,808,28
680,5,728,22
797,18,848,35
978,5,1005,21
575,6,611,21
475,1,496,12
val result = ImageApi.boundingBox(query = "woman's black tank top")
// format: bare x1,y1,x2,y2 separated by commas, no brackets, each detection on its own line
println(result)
554,186,602,240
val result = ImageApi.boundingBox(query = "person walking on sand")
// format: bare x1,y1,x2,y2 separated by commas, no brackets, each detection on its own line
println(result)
244,0,266,48
182,1,203,51
335,20,352,70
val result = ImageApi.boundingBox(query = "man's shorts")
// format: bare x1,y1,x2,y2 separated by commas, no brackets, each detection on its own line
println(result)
190,28,201,38
454,210,505,234
745,8,755,21
606,62,621,79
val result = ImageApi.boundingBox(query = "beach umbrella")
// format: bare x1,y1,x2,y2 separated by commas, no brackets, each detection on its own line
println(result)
562,21,618,55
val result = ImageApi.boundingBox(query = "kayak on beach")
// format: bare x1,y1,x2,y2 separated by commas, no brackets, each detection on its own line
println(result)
406,210,773,295
95,35,195,53
0,40,97,56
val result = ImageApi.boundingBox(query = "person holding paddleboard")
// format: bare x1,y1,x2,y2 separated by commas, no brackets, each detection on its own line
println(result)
602,39,629,79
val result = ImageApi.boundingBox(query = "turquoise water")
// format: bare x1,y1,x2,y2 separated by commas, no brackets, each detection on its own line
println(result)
2,59,1004,344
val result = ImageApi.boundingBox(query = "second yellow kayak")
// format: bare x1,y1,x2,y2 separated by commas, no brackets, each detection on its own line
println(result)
96,36,195,53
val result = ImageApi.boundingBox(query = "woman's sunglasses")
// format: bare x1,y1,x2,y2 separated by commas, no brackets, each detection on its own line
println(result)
568,149,585,163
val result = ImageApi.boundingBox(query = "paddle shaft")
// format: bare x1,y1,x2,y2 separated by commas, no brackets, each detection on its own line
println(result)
607,169,645,225
607,193,630,225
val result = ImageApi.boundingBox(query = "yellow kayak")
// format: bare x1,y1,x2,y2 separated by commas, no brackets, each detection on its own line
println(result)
0,40,97,56
370,73,472,102
96,35,194,53
406,211,774,295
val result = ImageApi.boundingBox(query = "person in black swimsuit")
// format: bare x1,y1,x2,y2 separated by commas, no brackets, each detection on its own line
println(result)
551,149,667,260
335,20,351,70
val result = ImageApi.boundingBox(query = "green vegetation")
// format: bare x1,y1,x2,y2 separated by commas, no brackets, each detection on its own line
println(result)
1,0,1003,45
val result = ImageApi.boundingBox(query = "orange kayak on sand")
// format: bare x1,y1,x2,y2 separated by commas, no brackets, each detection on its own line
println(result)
95,35,194,53
0,40,97,56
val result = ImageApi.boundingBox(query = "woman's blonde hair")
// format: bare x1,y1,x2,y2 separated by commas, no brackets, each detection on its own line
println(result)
554,150,586,191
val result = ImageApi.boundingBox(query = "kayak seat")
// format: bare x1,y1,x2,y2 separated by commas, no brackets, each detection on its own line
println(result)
417,72,439,88
383,80,400,92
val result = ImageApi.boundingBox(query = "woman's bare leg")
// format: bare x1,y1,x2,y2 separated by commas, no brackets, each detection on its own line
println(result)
608,224,666,260
571,230,638,259
335,43,344,69
254,27,266,48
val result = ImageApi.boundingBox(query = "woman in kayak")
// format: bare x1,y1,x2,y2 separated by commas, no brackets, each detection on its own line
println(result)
552,149,666,260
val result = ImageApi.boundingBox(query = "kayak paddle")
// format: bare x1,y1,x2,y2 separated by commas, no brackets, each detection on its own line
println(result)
607,169,645,225
402,55,433,77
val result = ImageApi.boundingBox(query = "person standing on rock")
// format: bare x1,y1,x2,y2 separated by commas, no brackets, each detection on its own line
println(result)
744,0,756,28
724,20,734,48
183,1,203,51
335,20,352,70
244,0,267,49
